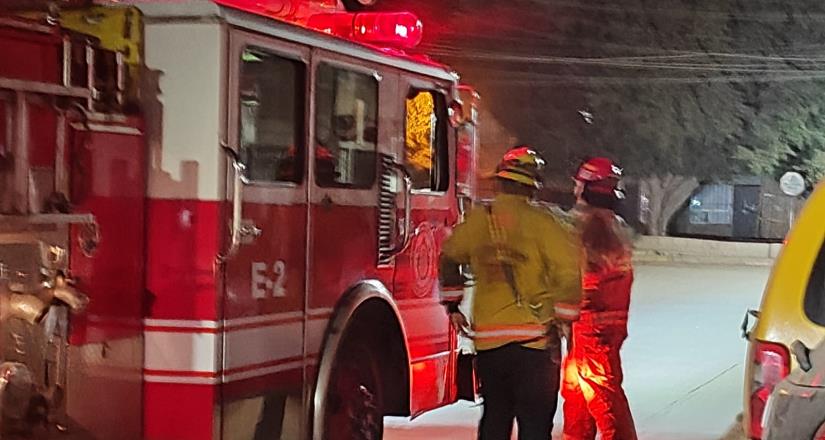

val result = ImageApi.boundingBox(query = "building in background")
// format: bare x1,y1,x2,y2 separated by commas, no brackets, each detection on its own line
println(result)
670,177,805,241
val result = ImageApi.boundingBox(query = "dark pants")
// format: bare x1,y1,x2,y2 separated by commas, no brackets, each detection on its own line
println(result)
476,343,561,440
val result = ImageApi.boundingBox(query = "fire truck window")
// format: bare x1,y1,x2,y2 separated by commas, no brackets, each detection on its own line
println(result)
238,47,305,183
314,63,378,188
804,237,825,326
405,89,449,192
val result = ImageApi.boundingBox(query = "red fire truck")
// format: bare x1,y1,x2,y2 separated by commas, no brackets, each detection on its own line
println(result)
0,1,479,439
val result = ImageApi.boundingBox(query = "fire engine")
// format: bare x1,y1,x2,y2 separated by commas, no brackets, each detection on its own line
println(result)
0,1,479,439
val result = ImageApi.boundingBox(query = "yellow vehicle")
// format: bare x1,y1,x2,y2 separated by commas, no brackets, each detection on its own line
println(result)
743,181,825,439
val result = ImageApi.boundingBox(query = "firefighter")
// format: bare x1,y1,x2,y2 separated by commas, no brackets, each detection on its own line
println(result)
439,146,582,440
562,157,638,440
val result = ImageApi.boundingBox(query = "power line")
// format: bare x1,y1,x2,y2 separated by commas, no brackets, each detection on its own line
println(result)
423,30,825,62
423,41,825,66
478,66,825,82
479,73,825,86
527,0,825,22
597,51,825,63
426,47,825,73
424,5,825,56
427,44,825,65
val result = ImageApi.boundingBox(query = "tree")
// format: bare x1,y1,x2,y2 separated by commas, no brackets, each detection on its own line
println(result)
737,105,825,185
491,0,744,235
723,0,825,186
375,0,825,234
580,81,741,235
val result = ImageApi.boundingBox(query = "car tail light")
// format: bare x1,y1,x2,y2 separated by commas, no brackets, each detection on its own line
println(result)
749,341,790,439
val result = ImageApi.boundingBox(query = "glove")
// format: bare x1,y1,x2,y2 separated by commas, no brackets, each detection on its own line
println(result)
449,311,474,338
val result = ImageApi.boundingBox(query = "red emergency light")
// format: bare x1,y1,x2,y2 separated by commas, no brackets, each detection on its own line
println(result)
308,12,423,49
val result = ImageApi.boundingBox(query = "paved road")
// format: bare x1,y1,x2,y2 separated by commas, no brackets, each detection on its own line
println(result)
385,264,770,439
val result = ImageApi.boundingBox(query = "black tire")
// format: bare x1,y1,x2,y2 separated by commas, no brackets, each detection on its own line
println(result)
321,339,384,440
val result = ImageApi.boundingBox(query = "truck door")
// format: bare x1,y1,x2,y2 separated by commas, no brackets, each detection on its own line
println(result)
394,79,457,415
222,30,309,439
306,52,385,359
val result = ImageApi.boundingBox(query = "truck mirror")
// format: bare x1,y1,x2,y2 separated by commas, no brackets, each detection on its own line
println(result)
448,100,465,128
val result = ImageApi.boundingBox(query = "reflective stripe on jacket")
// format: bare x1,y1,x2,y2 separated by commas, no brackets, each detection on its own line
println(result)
577,310,629,327
473,323,549,346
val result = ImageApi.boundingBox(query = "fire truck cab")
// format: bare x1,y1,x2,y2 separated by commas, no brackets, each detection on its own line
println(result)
0,1,479,439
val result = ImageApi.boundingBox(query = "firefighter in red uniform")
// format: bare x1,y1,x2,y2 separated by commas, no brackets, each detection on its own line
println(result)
562,157,638,440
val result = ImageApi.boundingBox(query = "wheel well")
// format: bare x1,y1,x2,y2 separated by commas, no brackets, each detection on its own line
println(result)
340,298,411,417
341,0,373,12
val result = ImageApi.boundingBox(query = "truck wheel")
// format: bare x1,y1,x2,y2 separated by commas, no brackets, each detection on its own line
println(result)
322,340,383,440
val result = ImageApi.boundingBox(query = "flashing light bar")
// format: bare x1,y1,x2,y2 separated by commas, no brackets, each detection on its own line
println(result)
308,11,423,49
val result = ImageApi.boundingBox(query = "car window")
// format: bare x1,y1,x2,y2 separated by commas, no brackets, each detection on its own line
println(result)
804,237,825,326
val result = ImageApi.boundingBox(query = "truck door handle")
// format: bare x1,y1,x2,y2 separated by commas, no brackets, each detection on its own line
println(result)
239,220,262,241
219,144,258,261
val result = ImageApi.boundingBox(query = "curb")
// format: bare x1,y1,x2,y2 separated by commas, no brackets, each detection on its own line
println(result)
632,236,779,267
633,251,774,267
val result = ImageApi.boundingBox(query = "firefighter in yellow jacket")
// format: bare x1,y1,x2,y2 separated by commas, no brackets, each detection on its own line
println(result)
440,146,582,440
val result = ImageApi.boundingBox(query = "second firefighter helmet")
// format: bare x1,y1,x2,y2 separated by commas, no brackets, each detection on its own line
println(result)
495,145,546,189
575,156,622,182
575,156,626,205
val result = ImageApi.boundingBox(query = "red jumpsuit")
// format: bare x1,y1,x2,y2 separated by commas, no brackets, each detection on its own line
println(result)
562,207,637,440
